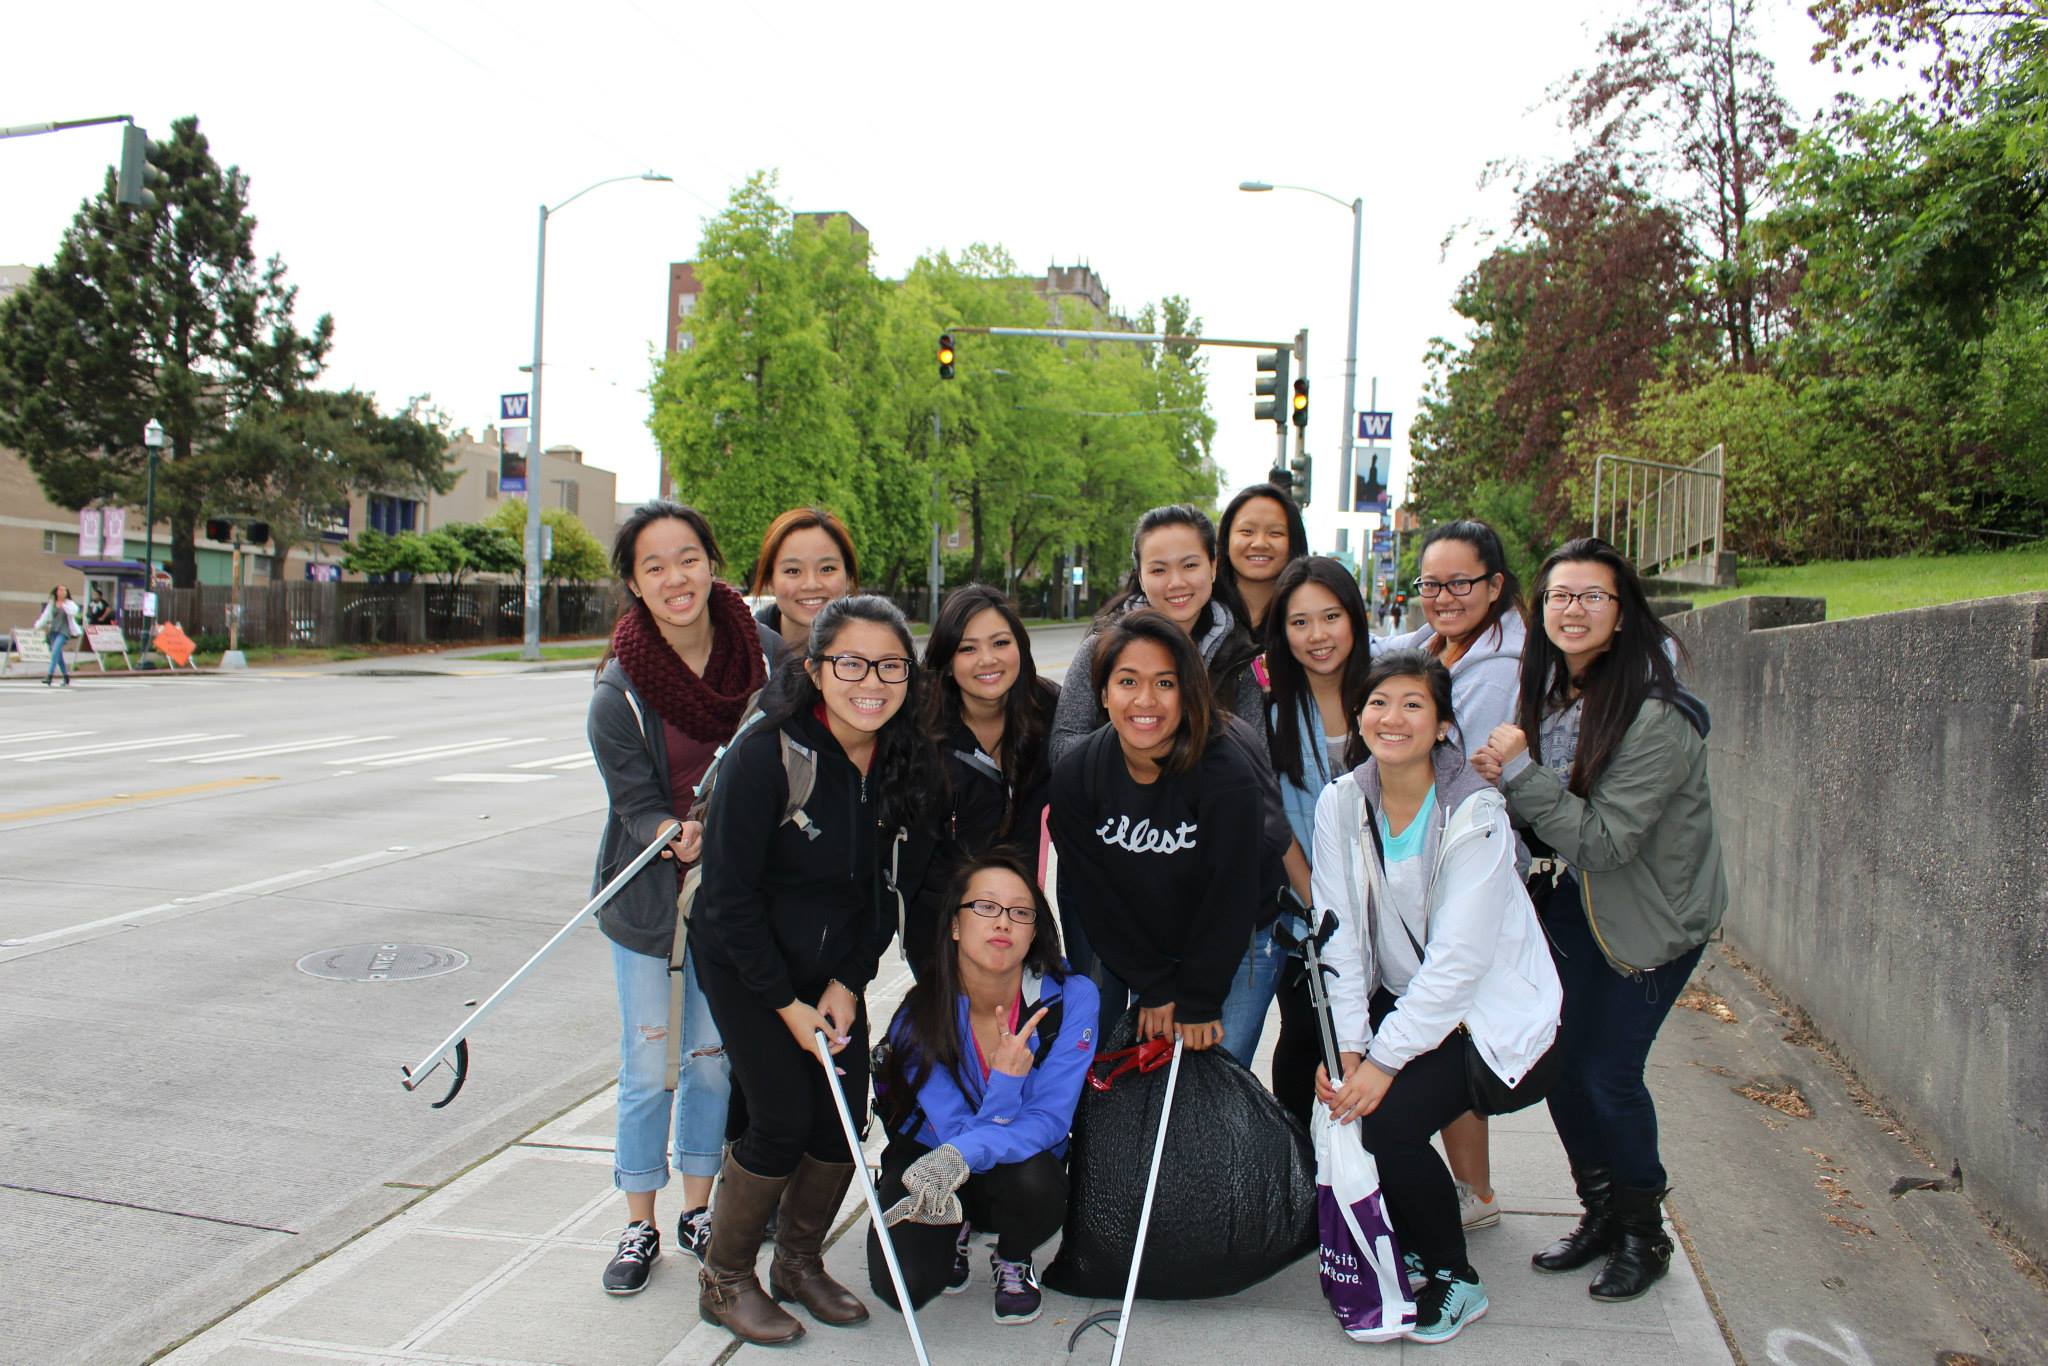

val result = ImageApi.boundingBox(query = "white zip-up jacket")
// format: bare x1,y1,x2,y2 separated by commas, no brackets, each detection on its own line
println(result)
1311,746,1562,1087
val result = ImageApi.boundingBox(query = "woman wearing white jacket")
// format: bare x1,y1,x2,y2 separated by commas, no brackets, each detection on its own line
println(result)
1312,648,1561,1346
1375,518,1526,1231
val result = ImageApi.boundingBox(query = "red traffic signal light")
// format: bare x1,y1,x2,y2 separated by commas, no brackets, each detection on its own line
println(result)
1291,378,1309,429
938,333,956,380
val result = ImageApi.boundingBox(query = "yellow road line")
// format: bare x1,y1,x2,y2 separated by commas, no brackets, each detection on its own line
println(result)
0,776,279,822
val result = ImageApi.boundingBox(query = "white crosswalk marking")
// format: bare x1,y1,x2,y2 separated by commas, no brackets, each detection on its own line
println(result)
510,751,593,769
435,773,555,783
8,733,240,762
157,735,396,764
357,737,549,768
325,738,514,766
0,730,96,747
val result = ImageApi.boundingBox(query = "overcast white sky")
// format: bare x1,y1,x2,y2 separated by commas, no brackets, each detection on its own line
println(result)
5,0,1873,555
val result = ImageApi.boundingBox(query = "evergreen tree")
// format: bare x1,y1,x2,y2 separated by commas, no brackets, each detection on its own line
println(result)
0,116,332,586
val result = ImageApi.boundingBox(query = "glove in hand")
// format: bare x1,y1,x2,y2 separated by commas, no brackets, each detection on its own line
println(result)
882,1143,969,1226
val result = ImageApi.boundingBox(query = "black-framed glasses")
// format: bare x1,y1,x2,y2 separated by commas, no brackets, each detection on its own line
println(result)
1412,575,1490,599
958,898,1038,925
1539,588,1615,611
819,653,913,683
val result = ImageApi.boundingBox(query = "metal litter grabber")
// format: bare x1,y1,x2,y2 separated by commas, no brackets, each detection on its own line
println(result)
400,824,676,1107
1271,885,1342,1078
812,1029,931,1366
1066,1034,1187,1365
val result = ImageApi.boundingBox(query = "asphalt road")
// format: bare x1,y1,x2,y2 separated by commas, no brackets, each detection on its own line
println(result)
0,626,1090,1364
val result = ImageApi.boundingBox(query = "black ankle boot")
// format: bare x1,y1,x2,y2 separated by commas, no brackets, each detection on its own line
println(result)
1531,1163,1616,1273
1589,1185,1672,1302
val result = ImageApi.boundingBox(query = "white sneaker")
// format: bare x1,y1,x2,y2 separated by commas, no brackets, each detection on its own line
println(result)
1456,1181,1500,1230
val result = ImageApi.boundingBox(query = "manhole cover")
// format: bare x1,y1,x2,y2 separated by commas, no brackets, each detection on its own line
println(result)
296,943,469,982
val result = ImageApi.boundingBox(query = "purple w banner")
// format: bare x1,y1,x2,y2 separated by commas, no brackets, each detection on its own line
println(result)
1357,411,1394,441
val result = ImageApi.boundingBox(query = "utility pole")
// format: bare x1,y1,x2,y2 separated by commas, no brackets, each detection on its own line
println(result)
929,412,942,626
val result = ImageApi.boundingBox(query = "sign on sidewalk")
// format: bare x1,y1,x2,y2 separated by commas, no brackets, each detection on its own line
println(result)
83,624,130,671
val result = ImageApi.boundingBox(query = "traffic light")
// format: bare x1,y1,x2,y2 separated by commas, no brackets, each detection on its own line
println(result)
205,517,232,543
938,333,956,380
1268,464,1292,496
1254,349,1290,428
117,125,161,209
1291,377,1310,429
1290,452,1313,509
245,521,271,546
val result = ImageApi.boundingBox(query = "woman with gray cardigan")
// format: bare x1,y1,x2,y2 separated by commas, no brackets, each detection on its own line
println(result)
586,501,778,1296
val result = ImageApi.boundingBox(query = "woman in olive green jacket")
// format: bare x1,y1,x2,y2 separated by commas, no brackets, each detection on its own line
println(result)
1473,538,1725,1307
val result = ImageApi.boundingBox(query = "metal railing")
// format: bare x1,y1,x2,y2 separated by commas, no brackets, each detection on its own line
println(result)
1590,444,1726,586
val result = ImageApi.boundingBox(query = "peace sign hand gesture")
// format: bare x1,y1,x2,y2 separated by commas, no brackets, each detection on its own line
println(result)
989,1006,1050,1078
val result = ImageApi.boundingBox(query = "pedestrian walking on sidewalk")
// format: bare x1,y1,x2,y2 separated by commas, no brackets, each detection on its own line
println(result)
748,507,856,668
1259,556,1373,1121
689,595,944,1347
35,585,80,686
1379,519,1530,1234
870,851,1098,1325
1314,648,1563,1346
587,501,773,1296
908,585,1060,979
1472,537,1726,1304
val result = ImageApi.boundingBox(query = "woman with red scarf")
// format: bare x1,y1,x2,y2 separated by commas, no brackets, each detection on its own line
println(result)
587,500,778,1296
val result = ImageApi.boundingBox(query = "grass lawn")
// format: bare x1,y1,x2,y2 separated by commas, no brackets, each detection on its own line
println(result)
1674,541,2048,620
467,644,608,662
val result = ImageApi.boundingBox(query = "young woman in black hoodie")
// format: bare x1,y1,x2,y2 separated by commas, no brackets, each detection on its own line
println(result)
908,585,1060,976
690,595,945,1346
1048,610,1280,1048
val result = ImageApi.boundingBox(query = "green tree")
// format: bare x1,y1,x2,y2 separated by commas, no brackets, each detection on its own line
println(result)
214,389,457,579
0,116,332,586
488,499,608,583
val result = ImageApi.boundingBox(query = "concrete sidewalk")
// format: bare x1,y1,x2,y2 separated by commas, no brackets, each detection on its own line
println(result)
158,964,1733,1366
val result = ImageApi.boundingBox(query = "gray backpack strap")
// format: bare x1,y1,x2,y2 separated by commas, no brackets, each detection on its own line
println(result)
1341,781,1383,1002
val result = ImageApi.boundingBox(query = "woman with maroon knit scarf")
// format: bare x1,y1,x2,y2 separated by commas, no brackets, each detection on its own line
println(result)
588,500,775,1297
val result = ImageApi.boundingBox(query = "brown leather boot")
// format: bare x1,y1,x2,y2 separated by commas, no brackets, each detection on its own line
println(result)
768,1155,870,1326
698,1156,805,1346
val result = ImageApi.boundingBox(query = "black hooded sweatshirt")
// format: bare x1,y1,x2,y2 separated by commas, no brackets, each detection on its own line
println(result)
691,703,904,1009
1049,723,1274,1024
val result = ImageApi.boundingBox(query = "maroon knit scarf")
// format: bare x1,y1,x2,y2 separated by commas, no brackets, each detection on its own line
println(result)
612,580,767,742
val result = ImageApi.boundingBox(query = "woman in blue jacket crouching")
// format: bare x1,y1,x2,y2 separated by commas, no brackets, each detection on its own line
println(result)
870,851,1099,1326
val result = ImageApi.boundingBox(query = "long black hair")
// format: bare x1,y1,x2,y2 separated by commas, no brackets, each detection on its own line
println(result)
754,594,944,833
1355,647,1458,771
1262,557,1374,786
1090,608,1216,777
1217,483,1309,627
597,499,725,675
921,584,1057,838
1416,518,1522,650
1519,538,1687,796
878,850,1066,1126
1096,503,1224,631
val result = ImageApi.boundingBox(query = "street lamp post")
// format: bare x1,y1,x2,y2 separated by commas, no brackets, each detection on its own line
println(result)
1238,181,1363,519
522,172,671,661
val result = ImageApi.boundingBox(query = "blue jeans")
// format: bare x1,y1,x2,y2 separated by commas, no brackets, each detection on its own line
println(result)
611,938,729,1191
45,631,69,681
1539,875,1704,1191
1218,925,1284,1066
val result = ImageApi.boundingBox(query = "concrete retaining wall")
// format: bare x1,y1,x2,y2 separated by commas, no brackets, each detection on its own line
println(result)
1667,593,2048,1258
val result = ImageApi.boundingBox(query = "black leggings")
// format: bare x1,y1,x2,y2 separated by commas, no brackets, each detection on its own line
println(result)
1355,989,1475,1277
1270,966,1322,1127
865,1138,1068,1311
694,953,869,1179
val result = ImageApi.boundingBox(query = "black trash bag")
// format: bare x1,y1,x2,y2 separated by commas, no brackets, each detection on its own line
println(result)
1042,1008,1317,1300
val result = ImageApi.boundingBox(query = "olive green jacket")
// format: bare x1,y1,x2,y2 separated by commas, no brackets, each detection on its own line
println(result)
1502,699,1726,974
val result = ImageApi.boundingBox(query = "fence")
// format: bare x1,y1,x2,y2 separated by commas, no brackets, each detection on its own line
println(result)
104,581,618,650
1590,444,1734,587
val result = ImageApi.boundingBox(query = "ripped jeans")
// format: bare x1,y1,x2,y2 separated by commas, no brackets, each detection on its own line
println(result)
611,938,730,1192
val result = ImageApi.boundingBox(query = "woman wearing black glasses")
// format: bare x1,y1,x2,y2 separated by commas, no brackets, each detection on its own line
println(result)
1472,540,1725,1304
1379,520,1526,1234
869,851,1098,1326
690,596,945,1347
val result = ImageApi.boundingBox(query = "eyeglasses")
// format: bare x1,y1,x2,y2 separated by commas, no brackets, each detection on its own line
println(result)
1540,588,1615,611
1412,575,1489,599
819,654,913,683
958,898,1039,925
